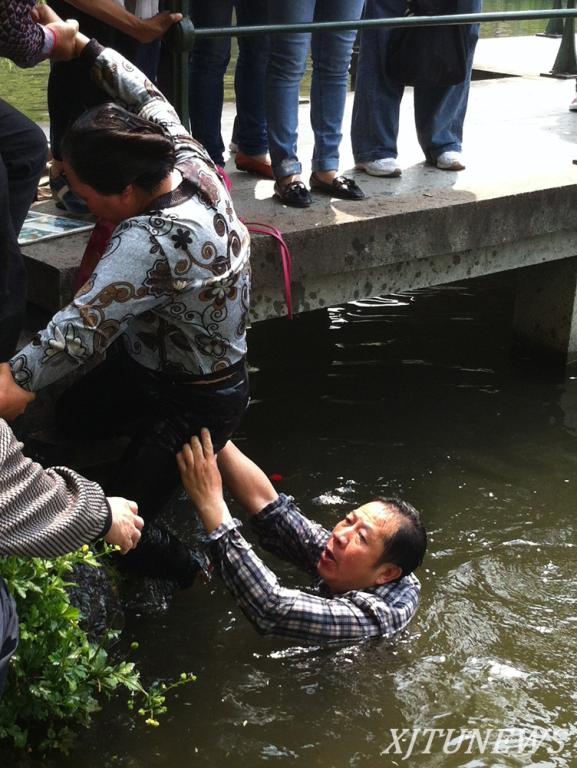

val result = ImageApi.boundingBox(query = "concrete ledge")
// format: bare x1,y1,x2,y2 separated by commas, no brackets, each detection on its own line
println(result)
22,42,577,331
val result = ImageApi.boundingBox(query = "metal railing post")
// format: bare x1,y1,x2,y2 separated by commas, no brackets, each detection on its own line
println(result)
538,0,565,37
164,0,195,130
549,0,577,76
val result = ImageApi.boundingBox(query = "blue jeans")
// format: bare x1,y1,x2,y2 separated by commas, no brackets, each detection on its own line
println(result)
266,0,365,179
189,0,268,165
352,0,481,163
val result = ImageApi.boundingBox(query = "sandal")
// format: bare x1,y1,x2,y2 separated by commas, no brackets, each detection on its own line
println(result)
49,169,89,215
273,180,312,208
309,173,365,201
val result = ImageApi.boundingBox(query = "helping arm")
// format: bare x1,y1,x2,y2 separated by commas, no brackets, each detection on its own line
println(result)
9,223,174,393
0,420,143,557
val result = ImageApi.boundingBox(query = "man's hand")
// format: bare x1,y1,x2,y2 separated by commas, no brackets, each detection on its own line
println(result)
177,429,229,534
137,11,182,43
0,363,35,421
104,497,144,553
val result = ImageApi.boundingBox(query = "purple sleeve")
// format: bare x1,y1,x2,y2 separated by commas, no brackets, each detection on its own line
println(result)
0,0,49,68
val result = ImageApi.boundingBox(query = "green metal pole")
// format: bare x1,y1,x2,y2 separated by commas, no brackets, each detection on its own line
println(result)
192,9,577,39
550,0,577,76
538,0,564,38
164,0,195,130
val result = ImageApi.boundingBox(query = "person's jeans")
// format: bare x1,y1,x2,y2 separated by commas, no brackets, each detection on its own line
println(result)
189,0,268,165
266,0,365,179
54,349,249,585
351,0,481,164
0,100,47,362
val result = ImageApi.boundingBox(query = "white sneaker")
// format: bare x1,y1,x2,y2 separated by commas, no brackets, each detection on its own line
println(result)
355,158,402,177
569,95,577,112
436,151,465,171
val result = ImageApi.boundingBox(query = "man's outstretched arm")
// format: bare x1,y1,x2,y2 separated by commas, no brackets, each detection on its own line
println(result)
216,441,279,518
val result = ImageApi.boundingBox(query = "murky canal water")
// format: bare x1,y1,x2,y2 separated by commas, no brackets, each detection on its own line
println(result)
10,274,574,768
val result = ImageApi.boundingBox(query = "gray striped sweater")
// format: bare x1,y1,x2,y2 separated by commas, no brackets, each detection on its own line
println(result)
0,420,111,558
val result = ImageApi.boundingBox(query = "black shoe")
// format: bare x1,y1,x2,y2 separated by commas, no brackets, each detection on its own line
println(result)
309,173,365,200
273,180,312,208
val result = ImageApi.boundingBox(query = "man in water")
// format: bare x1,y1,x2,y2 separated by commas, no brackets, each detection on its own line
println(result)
177,430,426,644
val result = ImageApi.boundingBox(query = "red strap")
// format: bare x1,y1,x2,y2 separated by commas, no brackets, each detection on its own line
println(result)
243,221,293,319
74,218,116,292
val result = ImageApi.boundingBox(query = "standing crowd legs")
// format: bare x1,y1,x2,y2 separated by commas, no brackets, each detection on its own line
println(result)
189,0,269,167
352,0,481,171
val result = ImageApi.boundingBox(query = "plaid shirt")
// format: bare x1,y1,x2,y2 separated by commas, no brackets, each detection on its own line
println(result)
208,494,421,645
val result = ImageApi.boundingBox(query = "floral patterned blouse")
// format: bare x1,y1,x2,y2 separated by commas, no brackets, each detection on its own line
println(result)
11,40,250,392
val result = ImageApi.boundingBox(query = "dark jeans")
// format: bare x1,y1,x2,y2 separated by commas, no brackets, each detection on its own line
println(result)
0,578,18,699
56,350,249,584
189,0,269,164
48,1,139,161
0,100,47,362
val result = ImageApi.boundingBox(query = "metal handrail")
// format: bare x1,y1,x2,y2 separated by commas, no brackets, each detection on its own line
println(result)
191,9,577,39
166,7,577,129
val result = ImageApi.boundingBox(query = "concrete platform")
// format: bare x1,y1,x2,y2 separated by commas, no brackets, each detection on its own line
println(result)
23,36,577,357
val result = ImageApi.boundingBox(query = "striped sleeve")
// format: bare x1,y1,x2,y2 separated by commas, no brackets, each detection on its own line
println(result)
0,420,111,557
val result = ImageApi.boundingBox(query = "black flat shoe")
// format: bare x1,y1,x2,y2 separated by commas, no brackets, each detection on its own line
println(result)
273,180,312,208
309,173,365,201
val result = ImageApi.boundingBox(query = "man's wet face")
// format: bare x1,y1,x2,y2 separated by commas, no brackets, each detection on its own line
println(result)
317,501,400,593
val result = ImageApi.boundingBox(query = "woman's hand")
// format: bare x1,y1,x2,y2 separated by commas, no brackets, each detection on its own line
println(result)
0,363,35,421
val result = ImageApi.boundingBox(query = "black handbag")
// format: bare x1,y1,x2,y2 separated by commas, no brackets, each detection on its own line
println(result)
386,0,468,87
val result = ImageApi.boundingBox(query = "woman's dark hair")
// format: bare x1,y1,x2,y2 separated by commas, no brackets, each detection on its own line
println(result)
376,497,427,579
61,103,177,195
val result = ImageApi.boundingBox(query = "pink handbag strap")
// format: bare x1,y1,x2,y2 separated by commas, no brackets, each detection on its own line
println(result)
243,221,293,319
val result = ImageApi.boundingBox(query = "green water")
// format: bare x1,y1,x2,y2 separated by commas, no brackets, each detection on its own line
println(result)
0,1,557,123
6,274,577,767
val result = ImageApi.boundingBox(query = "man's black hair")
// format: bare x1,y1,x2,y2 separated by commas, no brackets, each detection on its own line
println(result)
375,497,427,579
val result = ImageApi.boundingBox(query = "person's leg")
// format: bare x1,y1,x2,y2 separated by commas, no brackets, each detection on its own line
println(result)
188,1,234,165
234,0,269,158
266,0,314,181
414,0,481,164
0,100,47,361
106,365,250,583
351,0,405,169
309,0,364,176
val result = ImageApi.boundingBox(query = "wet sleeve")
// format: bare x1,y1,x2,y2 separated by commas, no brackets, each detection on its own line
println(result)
250,494,330,575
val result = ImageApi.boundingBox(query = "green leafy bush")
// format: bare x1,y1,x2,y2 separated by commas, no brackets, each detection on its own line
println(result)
0,546,195,753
